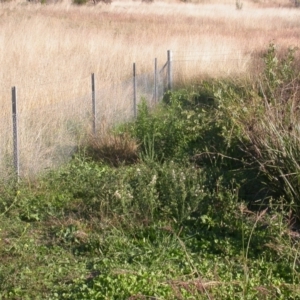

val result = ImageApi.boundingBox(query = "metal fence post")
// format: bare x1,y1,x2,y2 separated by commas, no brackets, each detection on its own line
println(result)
167,50,172,91
133,63,137,118
12,86,20,179
154,58,158,103
91,73,96,135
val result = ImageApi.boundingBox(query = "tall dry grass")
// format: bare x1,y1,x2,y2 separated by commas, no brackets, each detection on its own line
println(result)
0,0,300,176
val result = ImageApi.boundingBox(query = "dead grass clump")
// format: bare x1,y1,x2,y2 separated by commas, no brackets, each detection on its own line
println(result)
87,132,139,166
169,279,222,299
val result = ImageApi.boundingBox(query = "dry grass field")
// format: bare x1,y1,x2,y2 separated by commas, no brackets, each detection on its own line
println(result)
0,0,300,177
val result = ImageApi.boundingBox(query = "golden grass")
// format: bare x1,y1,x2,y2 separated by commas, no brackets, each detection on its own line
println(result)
0,0,300,176
87,130,139,166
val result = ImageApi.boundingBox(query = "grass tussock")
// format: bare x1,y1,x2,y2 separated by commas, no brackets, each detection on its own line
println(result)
214,44,300,216
87,130,139,166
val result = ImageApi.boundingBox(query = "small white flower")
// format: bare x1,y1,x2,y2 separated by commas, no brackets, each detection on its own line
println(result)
150,175,157,185
180,172,186,182
172,169,176,180
114,190,121,199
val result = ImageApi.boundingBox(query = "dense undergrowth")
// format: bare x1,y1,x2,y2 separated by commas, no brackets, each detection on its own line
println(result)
1,45,300,299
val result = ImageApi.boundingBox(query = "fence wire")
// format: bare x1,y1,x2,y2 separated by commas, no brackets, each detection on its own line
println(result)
0,114,13,179
15,92,91,177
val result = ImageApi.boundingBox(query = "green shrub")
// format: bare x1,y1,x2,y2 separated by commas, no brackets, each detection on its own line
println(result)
132,91,222,163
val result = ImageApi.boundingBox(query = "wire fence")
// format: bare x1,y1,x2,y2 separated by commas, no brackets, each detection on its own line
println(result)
2,50,258,179
1,52,172,179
